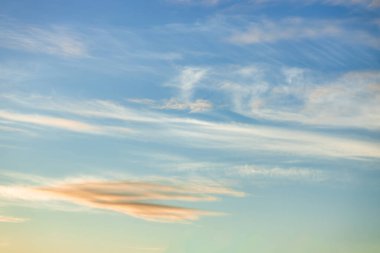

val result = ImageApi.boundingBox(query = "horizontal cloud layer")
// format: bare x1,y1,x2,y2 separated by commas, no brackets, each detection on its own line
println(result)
0,175,244,223
229,18,380,48
0,19,88,58
0,215,27,223
2,93,380,159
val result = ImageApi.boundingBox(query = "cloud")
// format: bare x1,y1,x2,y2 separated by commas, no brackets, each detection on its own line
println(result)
127,97,213,112
160,67,212,112
0,110,133,136
1,95,159,124
234,165,328,181
0,215,27,223
250,0,380,8
2,94,380,159
229,18,380,49
0,110,102,133
179,65,380,130
246,70,380,130
161,98,213,112
168,67,208,102
324,0,380,8
0,176,244,223
167,0,221,6
0,20,88,58
168,119,380,158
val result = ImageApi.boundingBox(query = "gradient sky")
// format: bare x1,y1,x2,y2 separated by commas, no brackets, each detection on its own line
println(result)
0,0,380,252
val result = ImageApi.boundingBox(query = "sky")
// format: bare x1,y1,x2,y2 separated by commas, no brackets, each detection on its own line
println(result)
0,0,379,252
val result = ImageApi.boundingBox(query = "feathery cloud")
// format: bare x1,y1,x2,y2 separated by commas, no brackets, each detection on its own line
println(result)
0,110,133,136
324,0,380,8
168,0,221,6
0,20,88,58
0,176,244,223
234,165,328,181
250,0,380,8
161,98,213,112
0,215,27,223
229,18,380,49
2,94,380,159
168,67,208,102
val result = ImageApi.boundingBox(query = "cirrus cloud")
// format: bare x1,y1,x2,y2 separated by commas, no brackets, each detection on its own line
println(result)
0,175,244,223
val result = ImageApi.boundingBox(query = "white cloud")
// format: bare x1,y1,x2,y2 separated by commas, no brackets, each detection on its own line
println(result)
168,0,221,6
186,65,380,130
229,18,380,49
2,94,380,159
168,67,208,101
248,70,380,130
0,21,88,58
168,120,380,158
324,0,380,8
250,0,380,8
161,98,213,112
234,165,328,181
127,97,213,112
0,110,133,136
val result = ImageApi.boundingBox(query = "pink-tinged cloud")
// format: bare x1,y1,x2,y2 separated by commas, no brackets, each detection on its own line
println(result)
0,110,133,136
0,177,244,223
0,215,27,223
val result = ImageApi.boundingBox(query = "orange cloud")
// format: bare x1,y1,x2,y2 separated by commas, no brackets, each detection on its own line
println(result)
0,177,244,223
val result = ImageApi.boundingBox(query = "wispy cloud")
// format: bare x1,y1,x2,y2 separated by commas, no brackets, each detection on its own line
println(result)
161,98,213,112
0,110,133,136
167,0,221,6
167,66,380,130
229,69,380,130
128,97,213,113
0,110,102,133
234,165,328,181
0,20,88,58
323,0,380,8
2,94,380,159
0,175,244,223
167,67,209,102
229,18,380,49
0,215,27,223
250,0,380,8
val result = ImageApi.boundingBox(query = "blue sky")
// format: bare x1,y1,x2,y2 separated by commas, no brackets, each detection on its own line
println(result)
0,0,380,252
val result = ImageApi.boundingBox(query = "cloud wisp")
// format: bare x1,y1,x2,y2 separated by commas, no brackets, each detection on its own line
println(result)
229,18,380,49
224,69,380,130
0,215,27,223
2,93,380,159
249,0,380,9
167,67,209,102
323,0,380,8
0,110,133,136
0,176,244,223
234,165,328,181
0,20,88,58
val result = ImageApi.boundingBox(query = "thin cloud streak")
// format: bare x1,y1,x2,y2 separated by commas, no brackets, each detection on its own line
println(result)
234,165,328,181
0,110,133,136
229,18,380,49
250,0,380,8
0,20,88,58
2,95,380,159
0,110,102,133
161,98,213,112
0,176,244,223
0,215,27,223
